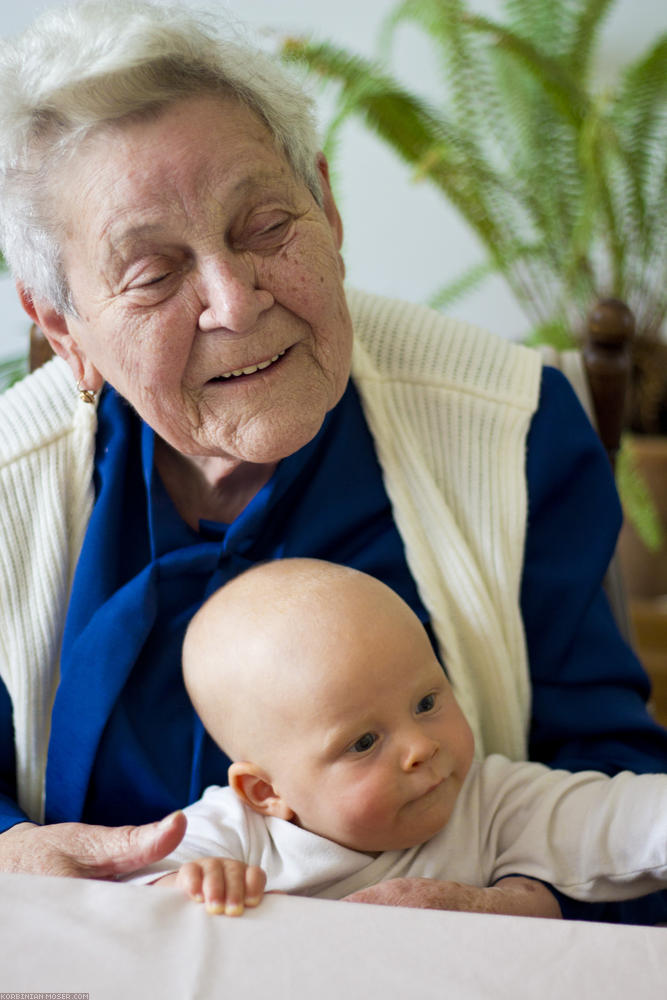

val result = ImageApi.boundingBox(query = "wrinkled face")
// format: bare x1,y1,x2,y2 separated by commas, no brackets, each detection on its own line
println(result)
49,95,353,467
262,587,475,854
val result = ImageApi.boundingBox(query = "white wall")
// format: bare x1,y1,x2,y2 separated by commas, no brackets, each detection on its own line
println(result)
0,0,662,360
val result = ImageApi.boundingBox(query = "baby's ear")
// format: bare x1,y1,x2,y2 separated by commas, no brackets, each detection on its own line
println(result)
228,762,294,821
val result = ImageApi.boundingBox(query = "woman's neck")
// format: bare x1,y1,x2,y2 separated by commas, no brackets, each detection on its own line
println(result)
154,437,277,529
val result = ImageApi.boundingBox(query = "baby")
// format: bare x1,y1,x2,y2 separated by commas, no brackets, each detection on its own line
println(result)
134,558,667,917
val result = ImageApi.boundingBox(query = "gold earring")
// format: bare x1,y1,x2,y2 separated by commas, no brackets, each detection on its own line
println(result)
77,382,97,405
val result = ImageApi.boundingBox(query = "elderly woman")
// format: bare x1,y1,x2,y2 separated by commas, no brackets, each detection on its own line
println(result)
0,1,664,924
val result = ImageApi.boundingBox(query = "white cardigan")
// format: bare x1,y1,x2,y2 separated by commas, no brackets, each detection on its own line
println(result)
0,290,541,822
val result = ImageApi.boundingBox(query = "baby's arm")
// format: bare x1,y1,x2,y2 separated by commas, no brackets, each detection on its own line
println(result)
344,876,561,918
155,856,267,916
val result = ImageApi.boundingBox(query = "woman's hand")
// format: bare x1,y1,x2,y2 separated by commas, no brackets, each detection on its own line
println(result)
156,857,267,916
344,876,562,918
0,812,187,879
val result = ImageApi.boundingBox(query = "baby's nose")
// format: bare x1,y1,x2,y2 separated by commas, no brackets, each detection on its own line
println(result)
402,731,439,770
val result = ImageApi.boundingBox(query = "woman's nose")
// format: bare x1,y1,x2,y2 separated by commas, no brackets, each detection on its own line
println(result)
197,253,274,334
401,729,439,770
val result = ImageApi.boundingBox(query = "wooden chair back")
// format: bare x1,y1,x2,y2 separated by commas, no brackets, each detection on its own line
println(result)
581,298,634,470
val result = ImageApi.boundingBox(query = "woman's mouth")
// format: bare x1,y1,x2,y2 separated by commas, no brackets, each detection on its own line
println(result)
215,350,286,380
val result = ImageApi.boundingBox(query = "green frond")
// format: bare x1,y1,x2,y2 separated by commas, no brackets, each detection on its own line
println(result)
614,34,667,125
523,318,576,350
282,38,519,256
381,0,519,161
497,1,570,57
611,35,667,232
428,258,499,312
0,355,28,393
380,0,481,93
462,12,590,126
564,0,615,81
617,439,666,551
282,39,443,160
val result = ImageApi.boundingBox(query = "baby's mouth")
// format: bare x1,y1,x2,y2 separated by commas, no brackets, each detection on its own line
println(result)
215,350,286,380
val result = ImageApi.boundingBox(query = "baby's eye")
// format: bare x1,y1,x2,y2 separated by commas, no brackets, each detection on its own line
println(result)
416,693,436,714
350,732,377,754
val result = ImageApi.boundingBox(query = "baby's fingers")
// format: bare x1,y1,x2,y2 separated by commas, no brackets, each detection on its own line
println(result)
175,860,206,902
244,865,267,908
201,859,239,916
203,858,261,916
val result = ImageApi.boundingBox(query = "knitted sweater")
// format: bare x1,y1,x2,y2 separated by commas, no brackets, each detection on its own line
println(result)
0,290,541,822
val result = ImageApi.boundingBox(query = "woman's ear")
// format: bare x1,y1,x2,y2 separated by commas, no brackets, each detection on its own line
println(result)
315,153,344,258
17,283,103,392
228,762,294,822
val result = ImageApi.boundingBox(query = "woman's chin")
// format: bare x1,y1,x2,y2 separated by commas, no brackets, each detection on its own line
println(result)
235,413,328,466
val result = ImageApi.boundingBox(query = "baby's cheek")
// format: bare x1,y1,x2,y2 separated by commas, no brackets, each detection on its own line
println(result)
338,777,396,840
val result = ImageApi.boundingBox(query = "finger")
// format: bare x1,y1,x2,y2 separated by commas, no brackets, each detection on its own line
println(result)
0,815,188,881
97,812,188,877
244,865,267,908
145,811,188,861
176,861,205,902
202,861,231,915
210,861,246,917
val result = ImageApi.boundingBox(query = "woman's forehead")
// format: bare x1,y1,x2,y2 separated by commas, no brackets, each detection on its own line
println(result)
59,95,304,259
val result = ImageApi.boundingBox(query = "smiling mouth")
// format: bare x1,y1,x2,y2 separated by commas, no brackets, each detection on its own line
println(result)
213,350,286,381
415,778,445,802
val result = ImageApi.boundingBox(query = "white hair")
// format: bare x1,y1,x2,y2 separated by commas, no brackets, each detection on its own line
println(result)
0,1,322,312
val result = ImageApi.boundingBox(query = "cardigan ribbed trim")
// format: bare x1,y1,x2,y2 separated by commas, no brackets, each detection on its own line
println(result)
0,358,96,821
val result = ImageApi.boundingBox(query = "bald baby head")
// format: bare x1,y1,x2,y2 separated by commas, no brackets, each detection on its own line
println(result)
182,558,426,765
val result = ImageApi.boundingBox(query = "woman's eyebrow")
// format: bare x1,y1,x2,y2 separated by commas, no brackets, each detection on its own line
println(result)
101,224,171,278
107,173,294,247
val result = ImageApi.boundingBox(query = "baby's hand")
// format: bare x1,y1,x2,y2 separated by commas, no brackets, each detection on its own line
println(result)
172,857,267,916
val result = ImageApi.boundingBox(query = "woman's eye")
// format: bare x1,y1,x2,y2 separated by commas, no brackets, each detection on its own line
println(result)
263,218,289,235
131,273,169,290
351,732,377,754
416,693,436,714
243,215,292,248
125,266,174,293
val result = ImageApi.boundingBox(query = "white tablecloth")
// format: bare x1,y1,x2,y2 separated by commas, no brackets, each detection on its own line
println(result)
0,872,665,999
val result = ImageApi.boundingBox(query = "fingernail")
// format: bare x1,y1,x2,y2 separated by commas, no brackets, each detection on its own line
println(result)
158,811,181,828
205,901,225,915
224,902,244,917
245,896,262,907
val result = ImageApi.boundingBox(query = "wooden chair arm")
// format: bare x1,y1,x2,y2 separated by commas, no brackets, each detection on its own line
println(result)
582,299,635,470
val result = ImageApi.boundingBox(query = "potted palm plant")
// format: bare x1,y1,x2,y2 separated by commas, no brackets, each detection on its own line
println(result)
281,0,666,562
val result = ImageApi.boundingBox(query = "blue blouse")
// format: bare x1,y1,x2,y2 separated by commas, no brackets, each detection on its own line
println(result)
1,367,665,923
